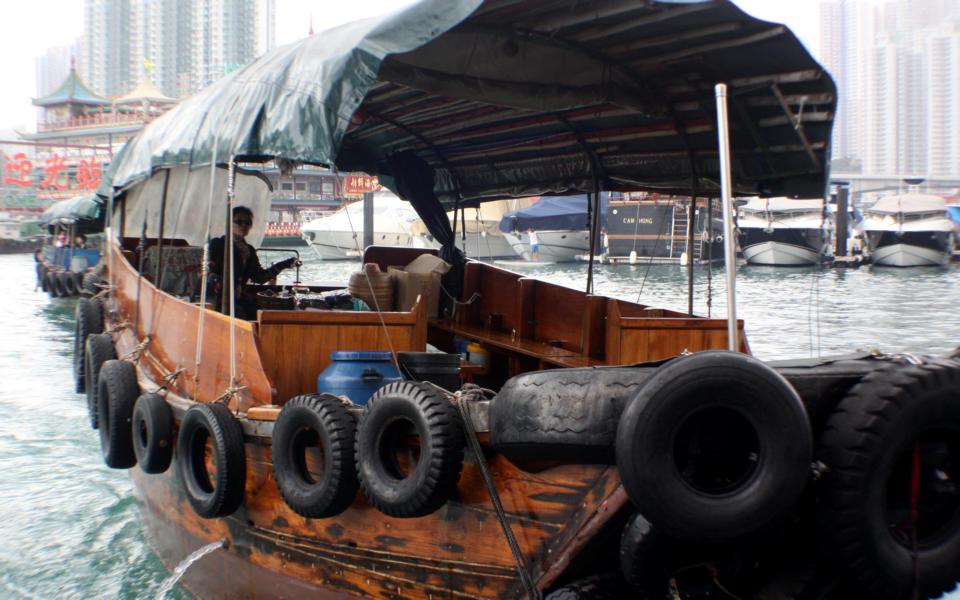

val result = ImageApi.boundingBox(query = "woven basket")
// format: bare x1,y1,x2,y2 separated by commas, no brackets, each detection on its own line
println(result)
348,263,394,311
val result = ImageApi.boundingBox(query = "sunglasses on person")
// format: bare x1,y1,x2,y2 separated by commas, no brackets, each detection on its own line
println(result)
234,219,253,226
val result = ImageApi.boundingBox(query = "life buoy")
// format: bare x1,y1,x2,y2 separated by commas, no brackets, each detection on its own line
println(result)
355,381,465,518
132,392,174,474
73,297,103,393
97,359,140,469
816,360,960,599
176,402,246,518
60,271,77,296
615,351,812,543
85,333,116,429
272,394,358,518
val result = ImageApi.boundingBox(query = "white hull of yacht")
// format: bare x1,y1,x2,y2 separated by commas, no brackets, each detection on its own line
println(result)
304,231,424,260
503,230,590,263
742,241,820,266
870,243,950,267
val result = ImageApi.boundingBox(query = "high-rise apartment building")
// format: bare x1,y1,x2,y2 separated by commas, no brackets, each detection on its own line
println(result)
82,0,275,100
820,0,960,176
35,42,82,98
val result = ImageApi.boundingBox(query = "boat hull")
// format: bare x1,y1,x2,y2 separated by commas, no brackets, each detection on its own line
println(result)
503,230,590,262
866,231,952,267
305,231,426,260
739,227,825,266
128,432,624,600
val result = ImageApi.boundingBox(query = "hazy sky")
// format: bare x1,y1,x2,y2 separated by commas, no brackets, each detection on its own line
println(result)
0,0,820,133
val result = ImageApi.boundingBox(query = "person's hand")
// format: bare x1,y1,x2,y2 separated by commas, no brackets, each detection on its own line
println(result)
273,257,296,272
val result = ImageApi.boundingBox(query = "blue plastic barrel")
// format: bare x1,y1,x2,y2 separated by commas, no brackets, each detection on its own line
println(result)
316,351,403,405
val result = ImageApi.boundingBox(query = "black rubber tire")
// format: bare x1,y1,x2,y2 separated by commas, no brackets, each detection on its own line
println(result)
61,271,77,296
616,350,813,543
132,392,174,474
356,381,465,518
816,361,960,599
176,402,246,518
490,367,656,465
81,271,101,295
73,297,103,393
97,359,140,469
48,271,61,297
85,333,116,429
39,264,49,291
619,513,673,595
546,573,631,600
273,394,358,518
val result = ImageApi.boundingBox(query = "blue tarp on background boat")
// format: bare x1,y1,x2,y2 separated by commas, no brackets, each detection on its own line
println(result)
499,195,609,233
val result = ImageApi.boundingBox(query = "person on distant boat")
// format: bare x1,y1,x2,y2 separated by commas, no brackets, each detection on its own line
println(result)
209,206,297,319
74,234,86,249
528,228,539,261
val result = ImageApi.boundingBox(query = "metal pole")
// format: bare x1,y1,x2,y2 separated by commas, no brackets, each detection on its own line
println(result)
362,191,374,250
714,83,739,352
687,194,696,316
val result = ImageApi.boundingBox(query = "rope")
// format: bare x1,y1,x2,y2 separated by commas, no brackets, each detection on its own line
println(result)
194,136,220,389
636,198,672,303
121,335,153,362
155,367,185,395
212,384,248,410
455,386,540,600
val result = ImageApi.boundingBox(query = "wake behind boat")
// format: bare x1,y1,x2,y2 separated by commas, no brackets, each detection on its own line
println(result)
737,197,831,266
862,193,955,267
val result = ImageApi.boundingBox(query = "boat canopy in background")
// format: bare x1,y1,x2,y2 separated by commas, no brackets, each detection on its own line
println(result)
40,194,104,233
99,0,836,207
499,195,609,233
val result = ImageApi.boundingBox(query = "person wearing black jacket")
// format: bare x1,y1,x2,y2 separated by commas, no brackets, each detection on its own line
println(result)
209,206,296,319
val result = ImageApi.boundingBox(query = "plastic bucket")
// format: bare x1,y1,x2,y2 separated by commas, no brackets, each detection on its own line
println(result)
397,352,460,391
317,351,403,405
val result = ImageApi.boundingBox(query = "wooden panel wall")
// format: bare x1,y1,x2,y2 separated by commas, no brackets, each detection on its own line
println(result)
111,244,274,410
257,300,427,403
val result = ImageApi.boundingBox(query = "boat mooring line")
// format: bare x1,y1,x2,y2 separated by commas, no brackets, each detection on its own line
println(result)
456,386,541,600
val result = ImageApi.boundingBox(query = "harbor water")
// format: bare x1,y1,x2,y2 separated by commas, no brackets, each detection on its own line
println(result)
1,251,958,599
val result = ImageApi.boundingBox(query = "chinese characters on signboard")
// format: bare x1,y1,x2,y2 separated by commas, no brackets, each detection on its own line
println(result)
2,152,101,191
343,174,380,197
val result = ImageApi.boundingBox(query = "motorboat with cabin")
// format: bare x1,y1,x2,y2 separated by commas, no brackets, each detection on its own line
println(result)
299,191,424,259
74,2,960,599
499,195,603,262
737,197,831,266
861,193,955,267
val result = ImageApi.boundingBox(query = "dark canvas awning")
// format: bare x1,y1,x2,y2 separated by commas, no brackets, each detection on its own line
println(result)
101,0,836,206
40,194,104,232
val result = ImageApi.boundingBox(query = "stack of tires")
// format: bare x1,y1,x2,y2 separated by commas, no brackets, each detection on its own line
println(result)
490,351,960,600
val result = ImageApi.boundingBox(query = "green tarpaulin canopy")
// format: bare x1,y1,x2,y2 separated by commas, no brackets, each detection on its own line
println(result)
100,0,836,205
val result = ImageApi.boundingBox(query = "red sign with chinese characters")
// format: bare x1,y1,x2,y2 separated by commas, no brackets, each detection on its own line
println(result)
343,175,379,196
3,153,33,187
1,152,102,193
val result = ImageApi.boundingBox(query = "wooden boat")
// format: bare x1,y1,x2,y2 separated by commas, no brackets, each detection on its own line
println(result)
36,194,104,298
75,1,960,599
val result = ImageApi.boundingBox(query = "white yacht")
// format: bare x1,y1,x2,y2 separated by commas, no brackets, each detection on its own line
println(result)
737,197,830,266
862,193,955,267
300,192,424,259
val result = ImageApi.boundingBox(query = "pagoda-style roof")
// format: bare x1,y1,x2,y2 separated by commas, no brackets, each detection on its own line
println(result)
33,67,109,107
113,79,177,106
